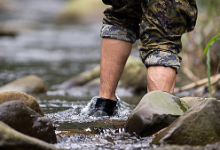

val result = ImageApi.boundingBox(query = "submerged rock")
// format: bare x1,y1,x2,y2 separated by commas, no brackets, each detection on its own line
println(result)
0,91,44,116
151,98,220,146
0,75,48,94
0,100,57,144
125,91,189,136
0,121,59,150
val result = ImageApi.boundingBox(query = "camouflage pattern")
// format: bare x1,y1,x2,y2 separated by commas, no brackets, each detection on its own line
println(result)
100,0,198,72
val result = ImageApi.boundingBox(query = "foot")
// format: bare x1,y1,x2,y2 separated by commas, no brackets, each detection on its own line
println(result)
81,96,121,117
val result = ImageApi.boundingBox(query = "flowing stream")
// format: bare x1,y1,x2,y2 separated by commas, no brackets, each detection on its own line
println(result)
0,0,153,149
37,96,154,150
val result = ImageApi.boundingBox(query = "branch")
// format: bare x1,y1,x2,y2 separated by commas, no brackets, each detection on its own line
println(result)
174,74,220,93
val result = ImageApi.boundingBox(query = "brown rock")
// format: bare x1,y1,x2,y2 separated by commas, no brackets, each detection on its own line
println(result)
0,121,59,150
0,101,56,144
0,91,44,116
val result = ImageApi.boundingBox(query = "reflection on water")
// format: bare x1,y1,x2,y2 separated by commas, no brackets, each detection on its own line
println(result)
38,96,153,150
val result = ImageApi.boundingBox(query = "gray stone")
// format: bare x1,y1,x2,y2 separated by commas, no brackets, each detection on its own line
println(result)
151,98,220,146
125,91,189,136
0,75,48,94
0,100,57,144
0,121,60,150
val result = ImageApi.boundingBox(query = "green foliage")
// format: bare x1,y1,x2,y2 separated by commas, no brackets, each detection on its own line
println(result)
202,33,220,97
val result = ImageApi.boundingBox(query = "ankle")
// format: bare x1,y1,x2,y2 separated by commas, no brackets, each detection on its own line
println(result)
99,93,116,101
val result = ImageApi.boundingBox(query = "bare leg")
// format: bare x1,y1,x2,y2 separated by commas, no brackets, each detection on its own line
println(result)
99,38,132,100
147,66,176,94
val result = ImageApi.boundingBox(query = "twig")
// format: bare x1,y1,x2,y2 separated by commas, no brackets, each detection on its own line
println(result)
182,67,200,82
174,74,220,93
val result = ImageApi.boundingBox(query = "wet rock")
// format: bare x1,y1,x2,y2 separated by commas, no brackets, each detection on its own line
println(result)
0,121,59,150
153,141,220,150
125,91,189,136
59,56,147,94
0,91,44,116
0,75,48,94
0,100,57,144
151,98,220,146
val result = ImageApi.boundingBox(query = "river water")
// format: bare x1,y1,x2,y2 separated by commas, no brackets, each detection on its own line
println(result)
37,96,154,150
0,0,155,149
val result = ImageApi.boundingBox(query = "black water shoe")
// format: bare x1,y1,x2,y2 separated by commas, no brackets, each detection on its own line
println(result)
81,96,121,116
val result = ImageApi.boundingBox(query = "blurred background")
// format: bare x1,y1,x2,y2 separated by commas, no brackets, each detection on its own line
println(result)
0,0,219,97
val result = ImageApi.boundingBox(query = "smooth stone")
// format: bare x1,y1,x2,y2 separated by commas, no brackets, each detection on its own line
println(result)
0,121,60,150
0,91,44,116
0,100,57,144
180,96,216,108
125,91,189,136
0,75,48,94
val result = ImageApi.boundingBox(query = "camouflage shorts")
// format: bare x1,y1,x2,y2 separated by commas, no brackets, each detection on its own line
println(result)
100,0,198,72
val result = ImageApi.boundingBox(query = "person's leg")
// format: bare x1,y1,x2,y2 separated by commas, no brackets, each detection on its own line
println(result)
80,0,143,116
99,38,132,100
139,0,198,93
99,0,142,100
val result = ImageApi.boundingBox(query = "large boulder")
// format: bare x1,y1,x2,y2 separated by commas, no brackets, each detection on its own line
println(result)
0,75,48,94
0,100,57,144
0,121,59,150
151,98,220,146
125,91,189,136
0,91,44,116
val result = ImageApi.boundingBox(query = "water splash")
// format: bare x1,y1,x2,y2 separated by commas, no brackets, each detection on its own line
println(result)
40,97,152,150
53,128,153,150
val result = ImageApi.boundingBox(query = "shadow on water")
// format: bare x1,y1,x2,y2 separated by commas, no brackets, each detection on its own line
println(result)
37,95,154,150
